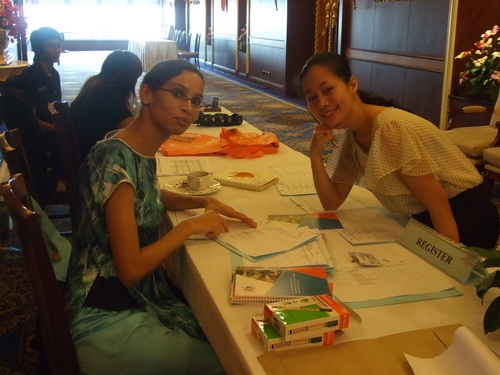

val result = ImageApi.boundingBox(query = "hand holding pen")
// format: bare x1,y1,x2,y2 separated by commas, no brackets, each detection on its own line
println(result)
308,109,338,148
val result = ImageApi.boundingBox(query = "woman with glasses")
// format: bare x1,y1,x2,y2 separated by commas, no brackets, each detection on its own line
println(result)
70,50,143,160
300,51,499,249
65,59,256,375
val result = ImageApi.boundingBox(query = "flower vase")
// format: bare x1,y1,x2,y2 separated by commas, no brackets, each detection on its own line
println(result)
0,29,13,66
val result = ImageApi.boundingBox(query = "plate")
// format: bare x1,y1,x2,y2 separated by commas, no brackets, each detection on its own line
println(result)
164,179,221,196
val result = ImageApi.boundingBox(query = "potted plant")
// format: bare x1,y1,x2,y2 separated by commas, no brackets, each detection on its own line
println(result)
0,0,27,43
468,246,500,334
455,25,500,104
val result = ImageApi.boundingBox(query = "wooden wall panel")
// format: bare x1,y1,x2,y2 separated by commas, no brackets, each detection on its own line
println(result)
340,0,448,125
407,0,448,57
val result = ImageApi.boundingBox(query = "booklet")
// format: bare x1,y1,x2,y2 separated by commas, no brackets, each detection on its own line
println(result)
230,266,331,304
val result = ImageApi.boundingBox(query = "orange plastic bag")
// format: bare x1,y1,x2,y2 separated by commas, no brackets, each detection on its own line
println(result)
219,128,280,158
160,133,222,156
159,129,280,158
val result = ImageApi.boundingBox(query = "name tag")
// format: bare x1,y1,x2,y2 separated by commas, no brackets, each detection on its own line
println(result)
399,219,480,283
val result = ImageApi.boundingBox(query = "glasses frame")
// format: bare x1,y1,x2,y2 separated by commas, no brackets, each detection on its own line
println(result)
157,87,206,111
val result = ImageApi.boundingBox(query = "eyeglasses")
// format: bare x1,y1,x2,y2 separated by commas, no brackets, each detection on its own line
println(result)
157,87,206,111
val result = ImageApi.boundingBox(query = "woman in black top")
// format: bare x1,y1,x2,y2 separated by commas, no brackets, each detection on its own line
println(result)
70,50,143,160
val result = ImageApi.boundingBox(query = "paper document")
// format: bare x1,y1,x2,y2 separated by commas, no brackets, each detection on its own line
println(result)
237,234,334,270
405,326,500,375
335,207,406,244
270,163,316,196
215,220,317,257
156,156,211,176
331,244,456,303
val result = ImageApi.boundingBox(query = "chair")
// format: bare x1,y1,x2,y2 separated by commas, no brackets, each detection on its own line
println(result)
444,105,500,171
48,101,82,233
162,24,174,40
0,173,79,375
177,30,187,51
0,128,68,210
0,76,67,209
178,32,201,69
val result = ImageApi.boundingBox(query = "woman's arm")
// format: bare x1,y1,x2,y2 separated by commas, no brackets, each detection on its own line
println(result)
399,172,459,242
310,125,352,210
105,183,233,287
160,189,257,227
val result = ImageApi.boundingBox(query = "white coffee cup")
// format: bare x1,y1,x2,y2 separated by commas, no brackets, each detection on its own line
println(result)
187,171,213,191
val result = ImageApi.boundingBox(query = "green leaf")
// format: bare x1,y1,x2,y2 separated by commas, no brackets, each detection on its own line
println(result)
484,297,500,334
467,247,500,259
475,270,500,301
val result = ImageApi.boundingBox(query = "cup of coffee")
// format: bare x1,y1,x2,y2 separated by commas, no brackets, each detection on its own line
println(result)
187,171,213,191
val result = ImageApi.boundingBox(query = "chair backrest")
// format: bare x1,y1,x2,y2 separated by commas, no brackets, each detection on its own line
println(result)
185,32,192,51
0,129,39,202
179,30,186,50
0,77,60,205
0,173,79,375
446,105,494,130
193,32,201,54
48,101,82,233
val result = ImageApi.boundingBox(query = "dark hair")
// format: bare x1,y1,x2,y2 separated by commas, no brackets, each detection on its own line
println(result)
299,52,411,112
73,50,143,108
30,27,62,63
142,59,204,90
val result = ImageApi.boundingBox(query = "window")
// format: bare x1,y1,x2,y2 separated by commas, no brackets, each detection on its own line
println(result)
24,0,166,40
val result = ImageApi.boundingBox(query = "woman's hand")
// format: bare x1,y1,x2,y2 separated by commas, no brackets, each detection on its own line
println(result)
204,197,258,228
310,124,335,157
187,210,229,238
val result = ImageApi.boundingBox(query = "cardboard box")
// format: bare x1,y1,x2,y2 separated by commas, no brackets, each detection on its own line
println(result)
251,315,335,352
264,294,350,340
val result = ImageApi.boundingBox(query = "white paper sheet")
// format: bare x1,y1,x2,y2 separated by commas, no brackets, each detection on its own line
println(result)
335,207,406,245
216,220,317,257
156,156,211,176
331,244,455,302
405,326,500,375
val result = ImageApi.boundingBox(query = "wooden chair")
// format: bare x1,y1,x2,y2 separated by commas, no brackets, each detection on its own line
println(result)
0,173,79,375
178,32,201,69
0,76,68,209
0,129,70,225
444,105,500,171
48,101,82,233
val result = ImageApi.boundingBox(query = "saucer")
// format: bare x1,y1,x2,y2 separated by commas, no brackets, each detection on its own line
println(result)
165,179,221,196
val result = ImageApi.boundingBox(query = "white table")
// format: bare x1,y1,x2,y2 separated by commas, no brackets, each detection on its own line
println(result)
158,118,500,375
128,39,177,72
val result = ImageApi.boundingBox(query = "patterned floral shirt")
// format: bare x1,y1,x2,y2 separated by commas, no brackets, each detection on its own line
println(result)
325,107,482,215
65,138,204,339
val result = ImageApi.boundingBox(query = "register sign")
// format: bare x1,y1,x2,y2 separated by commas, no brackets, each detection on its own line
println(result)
399,219,480,284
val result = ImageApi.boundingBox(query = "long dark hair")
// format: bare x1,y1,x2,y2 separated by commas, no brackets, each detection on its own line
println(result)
73,50,143,109
299,52,411,111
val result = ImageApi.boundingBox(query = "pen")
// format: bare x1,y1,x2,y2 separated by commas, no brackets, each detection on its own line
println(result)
279,307,333,312
307,109,338,148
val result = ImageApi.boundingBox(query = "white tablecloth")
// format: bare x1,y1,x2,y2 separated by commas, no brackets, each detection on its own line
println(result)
158,117,500,375
128,39,177,72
